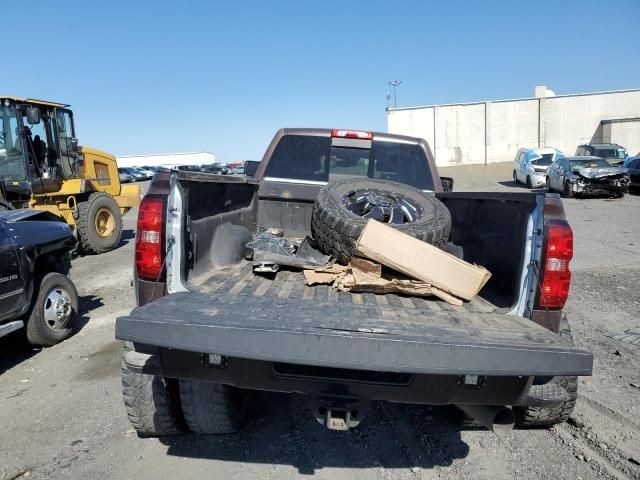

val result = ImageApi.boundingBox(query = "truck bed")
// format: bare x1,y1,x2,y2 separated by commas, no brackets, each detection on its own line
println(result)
116,261,592,377
191,261,498,314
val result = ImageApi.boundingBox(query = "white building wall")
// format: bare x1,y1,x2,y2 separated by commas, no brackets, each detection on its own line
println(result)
542,90,640,155
388,107,434,147
388,89,640,167
435,103,485,166
486,99,539,165
604,121,640,155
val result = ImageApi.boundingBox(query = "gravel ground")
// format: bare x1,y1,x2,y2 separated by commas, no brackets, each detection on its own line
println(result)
1,164,639,480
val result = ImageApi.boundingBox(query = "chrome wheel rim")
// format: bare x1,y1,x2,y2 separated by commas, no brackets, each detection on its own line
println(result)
43,287,73,330
342,189,424,224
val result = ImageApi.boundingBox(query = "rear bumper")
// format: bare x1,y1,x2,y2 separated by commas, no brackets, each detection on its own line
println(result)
116,291,593,378
123,349,567,407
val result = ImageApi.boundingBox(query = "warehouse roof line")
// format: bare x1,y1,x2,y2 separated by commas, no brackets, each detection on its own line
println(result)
387,88,640,112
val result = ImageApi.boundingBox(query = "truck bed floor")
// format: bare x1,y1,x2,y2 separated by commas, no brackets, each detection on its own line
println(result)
190,261,498,315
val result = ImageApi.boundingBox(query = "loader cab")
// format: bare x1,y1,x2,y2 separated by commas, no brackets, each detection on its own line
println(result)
0,98,79,204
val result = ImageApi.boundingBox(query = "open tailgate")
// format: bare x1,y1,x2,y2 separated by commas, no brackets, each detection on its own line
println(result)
116,291,592,376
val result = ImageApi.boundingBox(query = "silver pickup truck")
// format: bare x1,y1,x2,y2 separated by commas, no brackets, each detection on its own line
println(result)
116,128,592,436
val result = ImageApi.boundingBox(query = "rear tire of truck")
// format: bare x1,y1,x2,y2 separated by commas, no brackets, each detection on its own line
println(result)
513,171,519,185
121,346,186,436
75,192,123,254
311,178,451,265
179,379,251,434
514,376,578,428
514,318,578,428
25,272,79,346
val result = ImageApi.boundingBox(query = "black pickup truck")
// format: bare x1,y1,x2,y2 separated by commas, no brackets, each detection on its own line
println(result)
0,208,78,346
116,128,592,436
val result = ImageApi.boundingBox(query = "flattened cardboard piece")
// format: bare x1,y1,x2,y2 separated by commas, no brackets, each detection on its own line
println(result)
350,257,382,277
303,264,348,286
429,286,464,306
311,264,348,274
334,262,463,306
303,270,336,286
355,220,491,301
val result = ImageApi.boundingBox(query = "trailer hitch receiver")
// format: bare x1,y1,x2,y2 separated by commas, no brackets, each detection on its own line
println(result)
310,397,369,431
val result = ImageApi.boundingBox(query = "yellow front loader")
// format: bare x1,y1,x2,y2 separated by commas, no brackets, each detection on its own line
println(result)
0,97,140,254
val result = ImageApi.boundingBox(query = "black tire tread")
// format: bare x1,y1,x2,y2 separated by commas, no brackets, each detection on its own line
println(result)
515,376,578,427
121,347,185,436
74,192,122,254
311,178,451,265
515,319,578,428
179,379,248,434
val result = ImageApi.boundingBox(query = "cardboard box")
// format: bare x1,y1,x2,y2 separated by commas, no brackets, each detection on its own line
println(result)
355,220,491,301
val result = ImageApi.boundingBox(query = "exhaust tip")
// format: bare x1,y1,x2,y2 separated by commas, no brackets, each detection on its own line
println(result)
456,405,515,436
492,408,516,436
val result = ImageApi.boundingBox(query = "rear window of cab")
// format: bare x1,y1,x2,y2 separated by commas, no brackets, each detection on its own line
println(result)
264,134,435,191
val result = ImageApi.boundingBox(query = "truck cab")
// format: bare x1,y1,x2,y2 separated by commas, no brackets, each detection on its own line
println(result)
0,97,82,206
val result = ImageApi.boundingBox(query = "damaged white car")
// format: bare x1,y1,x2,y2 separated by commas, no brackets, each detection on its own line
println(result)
546,156,630,198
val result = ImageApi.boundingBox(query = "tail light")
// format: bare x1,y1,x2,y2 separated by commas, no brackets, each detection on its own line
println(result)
537,222,573,309
136,196,165,281
331,129,373,140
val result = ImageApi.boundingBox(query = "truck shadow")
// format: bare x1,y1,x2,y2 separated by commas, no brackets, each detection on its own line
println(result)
0,332,38,375
0,294,103,374
118,229,136,248
76,294,105,330
498,180,522,188
160,392,470,474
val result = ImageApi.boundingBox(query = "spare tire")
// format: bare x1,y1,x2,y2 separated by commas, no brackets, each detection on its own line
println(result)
311,178,451,265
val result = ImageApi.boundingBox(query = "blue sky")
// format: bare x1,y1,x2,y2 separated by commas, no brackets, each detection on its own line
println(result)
4,1,639,162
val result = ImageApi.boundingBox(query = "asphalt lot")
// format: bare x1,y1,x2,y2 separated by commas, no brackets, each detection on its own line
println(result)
1,163,639,480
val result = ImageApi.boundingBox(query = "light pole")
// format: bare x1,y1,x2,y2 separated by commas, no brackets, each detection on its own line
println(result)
388,80,402,108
